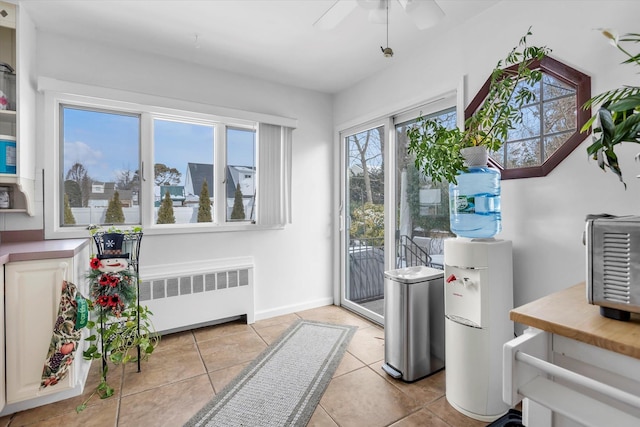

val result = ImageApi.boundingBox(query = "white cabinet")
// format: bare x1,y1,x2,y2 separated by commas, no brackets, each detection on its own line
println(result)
503,285,640,427
0,0,36,215
1,243,91,415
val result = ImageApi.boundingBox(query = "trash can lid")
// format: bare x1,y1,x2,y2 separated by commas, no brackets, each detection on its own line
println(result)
383,265,444,283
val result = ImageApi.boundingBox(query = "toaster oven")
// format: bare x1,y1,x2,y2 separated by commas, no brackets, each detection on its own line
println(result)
585,214,640,321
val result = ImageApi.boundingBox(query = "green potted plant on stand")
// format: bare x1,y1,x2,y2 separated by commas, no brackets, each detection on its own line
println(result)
407,28,550,238
76,226,160,413
581,30,640,187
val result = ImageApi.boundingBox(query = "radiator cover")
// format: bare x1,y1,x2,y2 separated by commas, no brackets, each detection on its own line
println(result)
139,257,254,333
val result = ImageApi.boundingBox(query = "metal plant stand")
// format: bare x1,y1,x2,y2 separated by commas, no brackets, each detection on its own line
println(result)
92,230,144,374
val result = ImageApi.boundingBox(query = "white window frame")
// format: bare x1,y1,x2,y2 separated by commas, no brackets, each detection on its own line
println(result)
41,78,296,239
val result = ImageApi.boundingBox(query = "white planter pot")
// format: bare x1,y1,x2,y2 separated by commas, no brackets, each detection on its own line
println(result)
460,146,488,167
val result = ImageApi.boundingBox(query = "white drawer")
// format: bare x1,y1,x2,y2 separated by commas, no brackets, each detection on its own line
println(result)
503,328,640,426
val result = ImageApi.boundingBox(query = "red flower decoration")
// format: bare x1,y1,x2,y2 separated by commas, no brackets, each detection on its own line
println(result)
96,295,110,307
108,275,120,287
90,258,102,270
108,295,121,307
99,274,110,286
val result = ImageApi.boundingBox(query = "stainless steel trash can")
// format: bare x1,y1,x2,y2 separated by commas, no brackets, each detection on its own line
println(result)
382,265,445,382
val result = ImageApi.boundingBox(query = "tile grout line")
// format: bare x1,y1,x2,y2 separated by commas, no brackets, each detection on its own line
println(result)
190,330,218,395
115,362,124,426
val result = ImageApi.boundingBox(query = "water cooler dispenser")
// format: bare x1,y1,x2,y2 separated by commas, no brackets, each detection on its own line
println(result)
444,238,513,421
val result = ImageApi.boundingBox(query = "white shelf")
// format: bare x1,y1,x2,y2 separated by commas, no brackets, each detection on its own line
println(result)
0,1,35,216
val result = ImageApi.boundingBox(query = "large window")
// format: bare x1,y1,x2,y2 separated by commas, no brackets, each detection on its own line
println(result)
468,56,591,179
43,82,294,238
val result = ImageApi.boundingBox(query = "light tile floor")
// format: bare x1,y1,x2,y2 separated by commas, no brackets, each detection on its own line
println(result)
0,305,496,426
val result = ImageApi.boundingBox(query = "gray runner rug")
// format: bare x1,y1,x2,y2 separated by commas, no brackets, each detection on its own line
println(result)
184,319,357,427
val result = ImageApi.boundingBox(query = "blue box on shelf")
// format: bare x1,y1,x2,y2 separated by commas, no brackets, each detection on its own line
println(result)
0,136,16,174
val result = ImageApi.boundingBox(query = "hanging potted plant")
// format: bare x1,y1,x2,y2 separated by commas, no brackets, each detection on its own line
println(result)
581,30,640,187
407,27,551,185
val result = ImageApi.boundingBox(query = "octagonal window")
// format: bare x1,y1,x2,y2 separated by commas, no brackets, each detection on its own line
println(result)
466,56,591,179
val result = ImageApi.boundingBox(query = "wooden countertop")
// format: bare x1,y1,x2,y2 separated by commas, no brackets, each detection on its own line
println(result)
0,238,90,264
510,283,640,360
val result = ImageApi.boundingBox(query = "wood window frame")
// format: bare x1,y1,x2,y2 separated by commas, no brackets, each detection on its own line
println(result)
465,56,591,179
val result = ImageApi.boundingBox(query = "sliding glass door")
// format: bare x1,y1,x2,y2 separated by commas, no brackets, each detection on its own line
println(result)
341,123,387,324
339,96,458,325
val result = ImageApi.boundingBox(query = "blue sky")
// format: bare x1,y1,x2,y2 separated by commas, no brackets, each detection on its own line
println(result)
63,108,255,185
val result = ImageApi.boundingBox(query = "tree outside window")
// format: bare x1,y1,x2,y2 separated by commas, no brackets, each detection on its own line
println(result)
348,126,384,247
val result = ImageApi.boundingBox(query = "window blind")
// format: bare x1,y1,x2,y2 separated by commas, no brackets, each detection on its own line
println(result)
257,123,293,226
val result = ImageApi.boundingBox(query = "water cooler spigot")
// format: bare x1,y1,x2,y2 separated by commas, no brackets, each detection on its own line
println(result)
446,274,473,287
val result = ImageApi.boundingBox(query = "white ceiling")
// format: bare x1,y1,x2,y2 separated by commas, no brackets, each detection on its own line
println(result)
21,0,499,94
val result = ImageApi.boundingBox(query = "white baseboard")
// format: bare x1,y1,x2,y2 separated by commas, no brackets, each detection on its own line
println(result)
254,296,334,322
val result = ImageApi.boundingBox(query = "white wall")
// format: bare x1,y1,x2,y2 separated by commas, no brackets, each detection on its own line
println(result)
334,0,640,312
6,31,335,321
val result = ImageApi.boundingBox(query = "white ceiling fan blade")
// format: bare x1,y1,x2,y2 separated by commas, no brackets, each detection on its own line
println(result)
398,0,444,30
314,0,359,30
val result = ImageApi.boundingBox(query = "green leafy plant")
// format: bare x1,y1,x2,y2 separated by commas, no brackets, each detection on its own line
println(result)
407,28,550,184
581,30,640,186
77,303,158,412
349,202,384,245
88,224,143,235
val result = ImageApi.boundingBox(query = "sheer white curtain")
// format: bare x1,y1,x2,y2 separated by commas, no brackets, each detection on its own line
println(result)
257,123,293,226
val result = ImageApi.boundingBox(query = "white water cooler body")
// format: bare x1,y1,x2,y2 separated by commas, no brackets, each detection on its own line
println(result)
444,238,513,422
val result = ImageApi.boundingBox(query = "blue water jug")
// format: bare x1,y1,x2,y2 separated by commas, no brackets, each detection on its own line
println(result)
449,166,501,238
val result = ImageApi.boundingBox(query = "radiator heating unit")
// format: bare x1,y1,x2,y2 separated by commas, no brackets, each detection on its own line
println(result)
139,257,254,334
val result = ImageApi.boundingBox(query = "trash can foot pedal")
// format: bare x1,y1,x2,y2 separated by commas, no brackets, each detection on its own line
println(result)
382,363,402,379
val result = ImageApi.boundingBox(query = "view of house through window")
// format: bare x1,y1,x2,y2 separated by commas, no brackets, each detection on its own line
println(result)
61,106,141,226
61,105,258,228
153,118,214,224
226,127,256,222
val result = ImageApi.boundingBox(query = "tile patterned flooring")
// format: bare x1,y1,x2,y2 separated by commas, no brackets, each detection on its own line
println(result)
0,305,493,426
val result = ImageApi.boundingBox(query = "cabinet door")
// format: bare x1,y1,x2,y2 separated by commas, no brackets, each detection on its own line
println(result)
5,257,76,404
